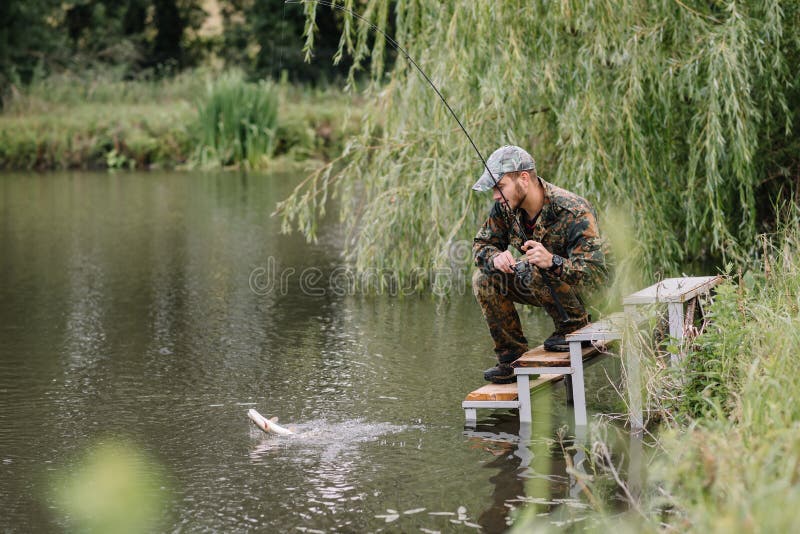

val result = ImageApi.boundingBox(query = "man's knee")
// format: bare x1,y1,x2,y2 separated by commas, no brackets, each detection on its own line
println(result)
472,269,503,300
472,269,488,298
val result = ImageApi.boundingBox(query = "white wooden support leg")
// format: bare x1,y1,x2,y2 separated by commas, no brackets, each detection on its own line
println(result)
625,345,644,429
464,408,477,424
628,429,643,500
517,423,533,464
569,341,587,427
667,301,685,339
624,306,644,430
667,301,684,365
517,374,532,423
569,425,588,499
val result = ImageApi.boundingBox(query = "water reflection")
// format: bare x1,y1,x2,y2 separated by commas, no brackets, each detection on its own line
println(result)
464,418,531,531
65,250,107,369
462,415,647,531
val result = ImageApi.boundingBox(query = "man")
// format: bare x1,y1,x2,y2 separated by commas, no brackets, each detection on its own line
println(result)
472,145,611,384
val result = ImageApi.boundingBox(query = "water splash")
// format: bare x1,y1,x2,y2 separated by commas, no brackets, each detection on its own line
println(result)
249,418,410,462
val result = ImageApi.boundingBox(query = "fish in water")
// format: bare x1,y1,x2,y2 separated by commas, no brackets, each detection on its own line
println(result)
247,408,294,436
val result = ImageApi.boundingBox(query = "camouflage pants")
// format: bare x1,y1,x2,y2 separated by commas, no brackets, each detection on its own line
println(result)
472,268,589,363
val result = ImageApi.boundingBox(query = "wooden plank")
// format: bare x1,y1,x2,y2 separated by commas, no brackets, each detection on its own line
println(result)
511,345,600,368
622,276,723,305
465,373,563,401
565,312,625,342
565,310,648,342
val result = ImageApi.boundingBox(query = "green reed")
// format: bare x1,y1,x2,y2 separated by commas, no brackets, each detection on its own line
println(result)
194,72,279,169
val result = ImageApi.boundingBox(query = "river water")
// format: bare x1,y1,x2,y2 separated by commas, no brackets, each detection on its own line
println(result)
0,172,638,532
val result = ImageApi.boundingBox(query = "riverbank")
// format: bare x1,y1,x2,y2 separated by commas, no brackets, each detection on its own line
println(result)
651,225,800,531
0,70,362,171
513,218,800,531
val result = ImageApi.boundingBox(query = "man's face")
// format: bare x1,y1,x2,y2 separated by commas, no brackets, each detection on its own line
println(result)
492,172,526,209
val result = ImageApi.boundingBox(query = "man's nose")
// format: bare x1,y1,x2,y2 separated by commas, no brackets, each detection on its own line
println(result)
492,190,501,201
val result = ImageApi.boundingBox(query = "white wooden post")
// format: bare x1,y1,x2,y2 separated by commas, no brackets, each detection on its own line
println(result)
628,428,643,499
569,425,588,499
667,301,684,365
517,375,532,423
624,305,644,430
569,341,587,426
516,423,533,468
464,408,477,424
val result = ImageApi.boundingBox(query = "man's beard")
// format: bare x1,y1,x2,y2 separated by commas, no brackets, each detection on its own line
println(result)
512,181,527,210
499,179,527,212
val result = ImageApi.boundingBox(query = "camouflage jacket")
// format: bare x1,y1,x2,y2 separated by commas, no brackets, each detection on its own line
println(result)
473,178,611,291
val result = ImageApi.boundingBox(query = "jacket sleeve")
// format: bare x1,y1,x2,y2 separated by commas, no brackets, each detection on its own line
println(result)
473,202,510,273
556,209,610,290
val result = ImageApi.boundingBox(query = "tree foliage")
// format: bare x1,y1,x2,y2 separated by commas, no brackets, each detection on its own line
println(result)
0,0,368,99
278,0,800,284
0,0,206,96
220,0,358,83
0,0,65,89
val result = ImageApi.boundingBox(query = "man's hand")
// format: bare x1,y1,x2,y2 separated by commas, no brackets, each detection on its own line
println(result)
522,240,554,269
492,250,516,274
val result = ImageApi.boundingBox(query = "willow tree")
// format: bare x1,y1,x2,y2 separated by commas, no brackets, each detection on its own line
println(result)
277,0,800,287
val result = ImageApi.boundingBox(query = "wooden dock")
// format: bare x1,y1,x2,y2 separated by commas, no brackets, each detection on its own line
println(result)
462,276,724,428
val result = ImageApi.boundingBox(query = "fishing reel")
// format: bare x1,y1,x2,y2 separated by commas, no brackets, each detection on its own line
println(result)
512,257,534,286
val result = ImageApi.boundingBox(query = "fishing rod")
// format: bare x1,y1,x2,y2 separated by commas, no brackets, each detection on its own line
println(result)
286,0,568,321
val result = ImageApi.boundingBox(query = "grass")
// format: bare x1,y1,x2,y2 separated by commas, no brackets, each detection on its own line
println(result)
511,210,800,532
0,102,194,170
0,69,363,170
648,220,800,531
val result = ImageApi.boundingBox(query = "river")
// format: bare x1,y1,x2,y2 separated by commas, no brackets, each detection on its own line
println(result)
0,171,639,532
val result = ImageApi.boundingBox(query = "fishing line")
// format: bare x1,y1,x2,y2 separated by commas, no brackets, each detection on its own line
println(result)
279,1,286,75
285,0,568,321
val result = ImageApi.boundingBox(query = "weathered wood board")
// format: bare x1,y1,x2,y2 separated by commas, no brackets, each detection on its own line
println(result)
565,312,629,342
511,345,601,368
464,374,563,402
622,276,723,304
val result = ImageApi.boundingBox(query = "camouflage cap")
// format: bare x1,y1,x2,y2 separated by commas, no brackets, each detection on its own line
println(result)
472,145,536,192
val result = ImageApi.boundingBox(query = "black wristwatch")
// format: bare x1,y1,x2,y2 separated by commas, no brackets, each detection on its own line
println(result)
549,254,564,273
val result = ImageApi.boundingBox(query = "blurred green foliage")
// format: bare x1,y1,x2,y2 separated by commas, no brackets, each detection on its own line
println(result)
53,440,168,533
631,212,800,532
0,0,377,166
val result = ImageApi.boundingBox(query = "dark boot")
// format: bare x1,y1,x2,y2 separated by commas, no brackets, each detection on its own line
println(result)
544,333,591,352
544,333,569,352
544,313,591,352
483,362,516,384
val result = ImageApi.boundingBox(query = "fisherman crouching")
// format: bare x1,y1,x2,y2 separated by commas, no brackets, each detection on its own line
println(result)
471,145,612,384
